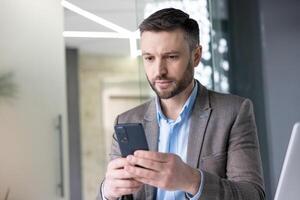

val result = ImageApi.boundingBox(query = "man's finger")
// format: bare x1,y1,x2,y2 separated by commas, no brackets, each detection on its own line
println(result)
108,157,129,169
124,165,158,180
134,150,169,162
107,169,135,179
127,155,163,171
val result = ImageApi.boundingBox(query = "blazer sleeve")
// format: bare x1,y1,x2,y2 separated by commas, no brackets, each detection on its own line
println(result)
199,99,265,200
97,116,122,200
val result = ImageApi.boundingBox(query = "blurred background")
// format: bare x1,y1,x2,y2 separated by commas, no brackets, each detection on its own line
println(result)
0,0,299,200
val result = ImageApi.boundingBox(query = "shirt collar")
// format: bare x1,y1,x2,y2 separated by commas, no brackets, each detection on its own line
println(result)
155,80,199,124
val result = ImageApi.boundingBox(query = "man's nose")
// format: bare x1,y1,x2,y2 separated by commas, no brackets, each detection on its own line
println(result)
154,59,167,77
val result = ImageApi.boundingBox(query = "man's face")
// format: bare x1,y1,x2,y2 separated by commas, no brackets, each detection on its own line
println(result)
141,29,200,99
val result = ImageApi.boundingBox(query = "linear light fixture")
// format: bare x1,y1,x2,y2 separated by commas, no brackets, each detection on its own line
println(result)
63,31,134,39
61,0,130,34
61,0,140,57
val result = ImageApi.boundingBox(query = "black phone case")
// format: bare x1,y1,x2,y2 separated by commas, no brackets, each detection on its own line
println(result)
114,123,149,157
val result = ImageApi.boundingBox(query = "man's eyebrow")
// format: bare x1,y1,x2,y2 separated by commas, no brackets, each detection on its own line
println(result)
141,52,152,56
163,51,180,55
141,51,180,56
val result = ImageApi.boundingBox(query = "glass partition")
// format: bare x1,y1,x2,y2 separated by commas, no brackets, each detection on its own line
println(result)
63,0,230,199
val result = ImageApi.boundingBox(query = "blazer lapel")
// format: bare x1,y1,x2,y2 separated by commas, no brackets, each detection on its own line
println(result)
143,99,158,200
186,83,212,168
143,99,159,152
141,83,212,199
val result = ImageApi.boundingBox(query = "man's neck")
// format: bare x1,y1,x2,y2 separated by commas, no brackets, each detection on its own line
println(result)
160,80,195,120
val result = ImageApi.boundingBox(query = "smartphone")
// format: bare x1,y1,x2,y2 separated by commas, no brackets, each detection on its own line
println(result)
114,123,149,157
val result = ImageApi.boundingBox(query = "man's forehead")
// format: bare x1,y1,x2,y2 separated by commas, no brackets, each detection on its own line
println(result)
140,30,189,52
141,44,185,56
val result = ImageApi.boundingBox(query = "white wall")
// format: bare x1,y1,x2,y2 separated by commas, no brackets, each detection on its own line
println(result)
0,1,69,200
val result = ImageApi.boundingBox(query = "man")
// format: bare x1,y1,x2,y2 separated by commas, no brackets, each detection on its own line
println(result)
98,8,265,200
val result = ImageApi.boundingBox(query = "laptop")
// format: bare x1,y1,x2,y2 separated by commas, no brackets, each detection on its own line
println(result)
274,122,300,200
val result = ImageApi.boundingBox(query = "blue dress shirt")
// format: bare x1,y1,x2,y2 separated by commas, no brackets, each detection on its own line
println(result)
155,81,204,200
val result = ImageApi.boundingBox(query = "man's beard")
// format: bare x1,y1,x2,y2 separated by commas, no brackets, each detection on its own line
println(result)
147,60,194,99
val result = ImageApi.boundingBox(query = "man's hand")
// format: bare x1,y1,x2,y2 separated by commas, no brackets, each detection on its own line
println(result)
124,151,201,195
103,157,143,200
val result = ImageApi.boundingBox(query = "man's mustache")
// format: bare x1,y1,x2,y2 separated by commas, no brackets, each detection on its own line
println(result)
153,76,174,81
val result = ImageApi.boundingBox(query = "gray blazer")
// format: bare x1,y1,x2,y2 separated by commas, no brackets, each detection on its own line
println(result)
99,83,265,200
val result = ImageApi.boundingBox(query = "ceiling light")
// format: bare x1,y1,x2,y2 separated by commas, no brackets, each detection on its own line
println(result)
61,0,130,34
63,31,132,39
62,0,141,57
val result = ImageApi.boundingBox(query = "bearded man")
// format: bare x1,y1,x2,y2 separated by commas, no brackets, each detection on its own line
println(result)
98,8,265,200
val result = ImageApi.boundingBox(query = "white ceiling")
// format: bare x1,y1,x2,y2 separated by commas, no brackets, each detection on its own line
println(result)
63,0,147,56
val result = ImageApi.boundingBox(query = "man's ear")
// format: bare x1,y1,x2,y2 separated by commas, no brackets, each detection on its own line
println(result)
193,45,202,67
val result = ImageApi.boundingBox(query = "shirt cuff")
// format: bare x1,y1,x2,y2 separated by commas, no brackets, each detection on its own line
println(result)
101,181,109,200
185,169,205,200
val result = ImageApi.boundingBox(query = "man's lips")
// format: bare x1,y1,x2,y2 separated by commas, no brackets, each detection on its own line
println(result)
154,80,174,89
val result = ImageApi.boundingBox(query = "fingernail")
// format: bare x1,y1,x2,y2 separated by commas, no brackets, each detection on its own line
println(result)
127,155,133,161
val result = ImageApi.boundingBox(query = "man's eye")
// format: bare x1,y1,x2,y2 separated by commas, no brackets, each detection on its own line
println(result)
168,55,178,60
144,57,154,61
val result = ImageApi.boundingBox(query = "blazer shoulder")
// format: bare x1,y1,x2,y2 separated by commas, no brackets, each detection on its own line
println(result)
208,90,252,113
117,98,155,123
